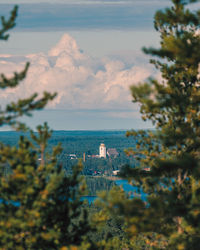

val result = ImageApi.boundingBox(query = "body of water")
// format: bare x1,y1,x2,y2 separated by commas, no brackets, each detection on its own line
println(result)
82,179,147,204
81,196,97,204
0,180,146,206
115,179,147,201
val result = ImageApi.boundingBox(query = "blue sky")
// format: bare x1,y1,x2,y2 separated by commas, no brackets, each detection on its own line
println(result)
0,0,197,130
1,1,169,31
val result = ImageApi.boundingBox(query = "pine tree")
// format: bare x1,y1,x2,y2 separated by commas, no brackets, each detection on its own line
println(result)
99,0,200,249
0,123,91,249
0,6,91,249
0,6,56,129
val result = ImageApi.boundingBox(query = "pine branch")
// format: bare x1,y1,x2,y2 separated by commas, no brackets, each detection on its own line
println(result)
0,63,30,89
0,92,56,127
0,6,18,41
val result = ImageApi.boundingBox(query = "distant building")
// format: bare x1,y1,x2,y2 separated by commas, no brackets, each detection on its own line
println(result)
107,148,119,158
83,153,86,162
87,155,99,158
68,154,77,160
112,170,120,176
99,143,106,158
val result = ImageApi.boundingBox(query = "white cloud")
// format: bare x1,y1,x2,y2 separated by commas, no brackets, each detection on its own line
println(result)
0,33,155,111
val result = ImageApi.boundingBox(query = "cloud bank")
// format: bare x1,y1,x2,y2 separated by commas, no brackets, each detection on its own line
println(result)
0,33,155,114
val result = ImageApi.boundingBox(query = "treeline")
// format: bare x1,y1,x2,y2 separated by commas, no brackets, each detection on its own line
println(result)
0,131,137,176
0,130,136,157
85,176,115,196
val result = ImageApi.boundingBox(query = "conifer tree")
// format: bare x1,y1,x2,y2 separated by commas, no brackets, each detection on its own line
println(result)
99,0,200,249
0,6,92,249
0,123,91,249
0,6,56,129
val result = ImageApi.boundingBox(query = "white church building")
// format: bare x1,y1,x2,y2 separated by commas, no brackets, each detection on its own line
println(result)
99,143,106,158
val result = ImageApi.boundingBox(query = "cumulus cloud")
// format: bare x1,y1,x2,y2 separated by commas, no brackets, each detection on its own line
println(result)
0,33,155,112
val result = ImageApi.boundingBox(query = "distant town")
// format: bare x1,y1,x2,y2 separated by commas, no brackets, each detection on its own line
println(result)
66,143,120,176
67,143,118,160
65,142,150,176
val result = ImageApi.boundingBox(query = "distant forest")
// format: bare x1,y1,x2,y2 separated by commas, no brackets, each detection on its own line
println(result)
0,130,137,195
0,130,136,150
0,130,135,154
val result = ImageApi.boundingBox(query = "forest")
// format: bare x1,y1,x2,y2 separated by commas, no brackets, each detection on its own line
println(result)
0,130,137,196
0,130,137,172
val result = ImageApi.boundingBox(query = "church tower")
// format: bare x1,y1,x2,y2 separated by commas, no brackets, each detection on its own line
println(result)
99,143,106,158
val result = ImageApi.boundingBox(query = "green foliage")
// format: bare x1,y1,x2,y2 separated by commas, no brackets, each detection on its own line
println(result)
0,125,91,249
0,6,17,41
85,176,115,196
87,186,130,249
0,6,92,249
99,0,200,249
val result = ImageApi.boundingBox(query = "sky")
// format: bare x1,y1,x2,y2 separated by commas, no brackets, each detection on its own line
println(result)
0,0,196,130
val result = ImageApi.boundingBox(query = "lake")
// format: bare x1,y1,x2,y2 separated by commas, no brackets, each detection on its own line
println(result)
81,179,147,204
